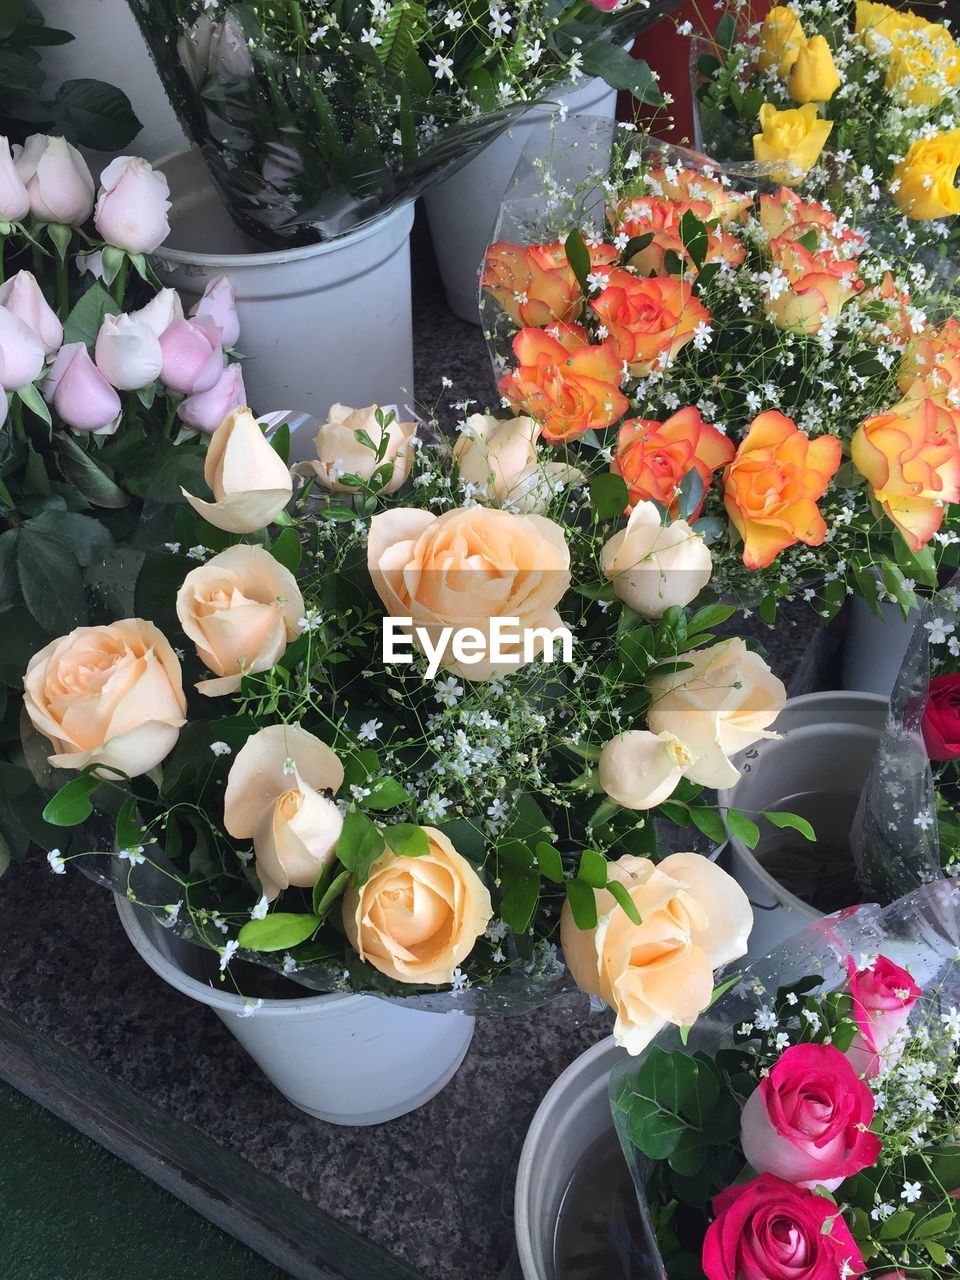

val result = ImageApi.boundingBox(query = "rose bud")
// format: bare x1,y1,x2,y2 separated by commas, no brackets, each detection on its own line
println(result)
44,342,121,432
846,955,921,1078
0,136,30,222
95,312,163,390
601,501,713,620
182,407,292,533
740,1043,882,1190
14,134,95,225
158,315,223,394
177,362,247,433
131,287,183,337
190,274,240,348
598,730,693,810
921,673,960,761
94,156,171,254
0,270,63,355
0,305,46,391
296,403,416,494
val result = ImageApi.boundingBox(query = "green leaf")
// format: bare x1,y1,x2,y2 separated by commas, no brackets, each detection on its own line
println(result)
335,810,384,883
16,518,85,633
363,776,409,811
375,0,426,74
579,43,663,104
578,847,608,888
115,797,141,852
16,380,51,427
500,869,539,935
269,526,301,573
565,877,598,931
385,822,429,857
0,46,43,90
55,434,130,508
878,1208,913,1240
564,228,591,295
761,810,816,842
606,879,641,925
42,775,99,826
237,913,317,953
590,472,629,520
690,806,727,845
716,12,737,47
726,809,760,849
62,282,119,349
52,78,141,150
534,841,564,883
686,603,735,634
268,421,290,464
679,210,708,272
313,869,350,919
676,468,705,520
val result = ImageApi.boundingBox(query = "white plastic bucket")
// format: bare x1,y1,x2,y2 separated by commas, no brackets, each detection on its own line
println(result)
423,73,620,324
718,691,889,958
841,595,916,697
115,895,475,1126
152,149,415,419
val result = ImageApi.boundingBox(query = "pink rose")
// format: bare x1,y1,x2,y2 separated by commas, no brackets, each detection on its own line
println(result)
0,305,45,391
703,1173,866,1280
95,313,164,391
131,287,183,337
740,1043,881,1190
94,156,171,254
846,955,921,1079
587,0,620,8
190,275,240,348
158,315,223,394
0,136,30,222
0,270,62,355
14,134,94,225
44,342,121,432
177,362,247,433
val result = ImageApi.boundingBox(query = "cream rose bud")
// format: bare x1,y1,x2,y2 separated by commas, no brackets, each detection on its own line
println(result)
296,403,416,493
0,136,30,222
223,724,344,901
647,637,786,789
560,853,753,1054
94,156,171,254
176,543,304,696
598,730,693,809
23,619,187,777
15,134,94,225
343,827,493,984
0,305,45,391
601,501,712,619
0,270,62,354
94,312,164,390
453,412,583,513
182,408,293,534
131,287,183,337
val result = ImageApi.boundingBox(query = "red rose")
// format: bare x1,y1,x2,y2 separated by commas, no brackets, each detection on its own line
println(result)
740,1043,881,1189
846,955,921,1078
921,673,960,760
703,1173,866,1280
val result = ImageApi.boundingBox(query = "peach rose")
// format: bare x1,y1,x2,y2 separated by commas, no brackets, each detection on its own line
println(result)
182,408,293,534
482,240,617,327
753,103,833,185
612,407,735,519
452,412,583,512
723,411,842,570
560,852,752,1053
851,396,960,551
498,324,628,443
898,319,960,402
342,827,493,984
758,187,864,256
591,271,711,377
644,167,752,226
367,505,570,680
609,196,745,278
647,637,787,789
23,619,186,777
598,730,694,810
176,544,305,696
223,724,344,901
295,403,416,494
601,501,713,619
764,239,862,336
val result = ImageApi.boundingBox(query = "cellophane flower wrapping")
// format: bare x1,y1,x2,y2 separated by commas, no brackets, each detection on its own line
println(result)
608,877,960,1279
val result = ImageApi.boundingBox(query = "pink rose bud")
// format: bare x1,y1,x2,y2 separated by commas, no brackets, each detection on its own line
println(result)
177,362,247,433
846,955,921,1079
158,315,223,394
190,275,240,348
0,305,45,391
131,287,183,337
44,342,121,432
587,0,620,9
14,134,94,225
740,1043,882,1190
95,313,164,390
0,136,30,222
94,156,171,254
0,270,63,355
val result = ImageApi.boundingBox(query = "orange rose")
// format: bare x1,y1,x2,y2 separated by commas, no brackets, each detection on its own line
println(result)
645,167,753,225
723,412,842,569
898,319,960,402
482,240,617,327
764,238,862,335
851,396,960,551
758,187,865,255
612,407,735,518
498,324,628,443
591,270,711,377
610,197,745,277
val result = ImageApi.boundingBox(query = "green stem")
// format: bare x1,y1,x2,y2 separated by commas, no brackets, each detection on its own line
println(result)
112,258,129,308
9,399,27,444
0,232,5,286
56,252,68,315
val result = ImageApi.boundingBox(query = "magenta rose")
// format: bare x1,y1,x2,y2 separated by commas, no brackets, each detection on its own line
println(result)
740,1043,881,1190
921,673,960,760
846,955,921,1079
703,1173,866,1280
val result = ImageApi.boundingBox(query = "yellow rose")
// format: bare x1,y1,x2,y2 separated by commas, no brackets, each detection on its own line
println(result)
891,131,960,221
176,544,304,696
788,35,841,103
758,6,807,76
452,412,584,513
884,25,960,109
600,501,713,620
342,827,493,984
560,853,753,1054
598,730,694,810
753,103,833,186
23,618,186,777
223,724,344,901
647,637,786,788
182,407,293,534
854,1,927,55
294,403,416,494
367,505,571,680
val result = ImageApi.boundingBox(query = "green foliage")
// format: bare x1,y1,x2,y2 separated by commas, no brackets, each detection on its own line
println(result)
238,913,318,952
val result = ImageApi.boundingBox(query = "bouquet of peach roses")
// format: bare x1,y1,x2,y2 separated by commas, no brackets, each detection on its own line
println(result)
482,125,960,624
20,396,797,1049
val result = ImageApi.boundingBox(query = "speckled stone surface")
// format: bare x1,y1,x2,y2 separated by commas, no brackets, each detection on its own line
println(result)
0,218,825,1280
